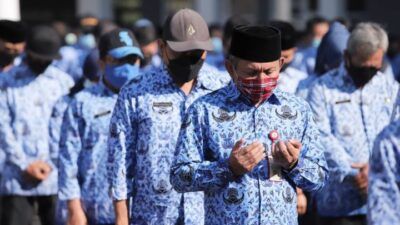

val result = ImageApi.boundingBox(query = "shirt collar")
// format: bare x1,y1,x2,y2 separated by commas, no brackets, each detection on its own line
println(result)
99,79,118,97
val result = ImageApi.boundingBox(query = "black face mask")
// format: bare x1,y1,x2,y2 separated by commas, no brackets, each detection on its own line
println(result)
0,51,18,68
345,58,379,88
167,54,204,84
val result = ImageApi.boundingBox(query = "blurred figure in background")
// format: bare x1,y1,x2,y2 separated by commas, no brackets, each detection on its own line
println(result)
0,25,74,225
292,17,329,75
0,20,26,73
271,20,308,95
222,15,249,59
308,22,399,225
205,23,225,71
368,94,400,225
58,28,142,225
132,18,161,73
297,22,350,99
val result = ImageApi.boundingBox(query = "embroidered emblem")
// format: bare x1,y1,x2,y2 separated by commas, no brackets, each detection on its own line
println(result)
152,102,173,115
282,186,294,203
223,187,244,205
212,108,236,122
275,105,297,120
187,24,196,36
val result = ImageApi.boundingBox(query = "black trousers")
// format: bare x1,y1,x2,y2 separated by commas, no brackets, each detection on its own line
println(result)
0,195,57,225
318,215,367,225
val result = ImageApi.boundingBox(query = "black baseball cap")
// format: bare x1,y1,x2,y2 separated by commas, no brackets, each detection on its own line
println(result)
132,18,157,46
99,28,143,59
162,8,213,52
26,26,61,60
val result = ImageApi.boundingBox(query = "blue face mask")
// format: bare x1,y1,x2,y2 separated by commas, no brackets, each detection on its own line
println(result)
211,37,223,53
312,38,322,48
104,63,140,89
78,34,96,50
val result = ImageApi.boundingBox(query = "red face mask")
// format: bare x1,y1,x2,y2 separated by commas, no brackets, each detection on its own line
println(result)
236,76,278,104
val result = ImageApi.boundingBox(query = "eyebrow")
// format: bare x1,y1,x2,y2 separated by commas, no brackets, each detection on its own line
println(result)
245,66,277,74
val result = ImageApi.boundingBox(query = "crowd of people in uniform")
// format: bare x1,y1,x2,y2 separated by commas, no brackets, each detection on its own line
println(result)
0,7,399,225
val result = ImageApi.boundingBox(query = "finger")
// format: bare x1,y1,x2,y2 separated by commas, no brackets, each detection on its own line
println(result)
251,147,267,164
288,139,302,149
242,141,263,156
277,141,292,162
232,139,245,152
285,141,300,158
273,141,285,158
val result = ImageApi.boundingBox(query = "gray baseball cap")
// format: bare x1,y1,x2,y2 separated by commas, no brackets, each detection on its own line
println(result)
162,8,213,52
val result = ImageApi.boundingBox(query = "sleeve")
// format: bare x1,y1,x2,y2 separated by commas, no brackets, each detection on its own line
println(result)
58,99,84,200
48,97,70,169
368,129,400,224
0,90,29,170
170,104,234,193
107,87,137,201
283,103,329,192
307,81,354,183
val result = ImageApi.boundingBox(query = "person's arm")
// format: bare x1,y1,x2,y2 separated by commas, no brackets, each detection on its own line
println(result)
58,100,87,224
283,103,329,192
67,199,87,225
307,81,354,183
0,90,29,170
170,104,237,193
108,87,137,223
114,200,130,225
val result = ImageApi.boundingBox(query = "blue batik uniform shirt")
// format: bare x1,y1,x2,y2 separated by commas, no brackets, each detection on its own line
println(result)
170,81,328,225
108,65,230,224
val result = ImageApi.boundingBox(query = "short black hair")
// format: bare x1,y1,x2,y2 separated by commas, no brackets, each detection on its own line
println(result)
306,16,329,34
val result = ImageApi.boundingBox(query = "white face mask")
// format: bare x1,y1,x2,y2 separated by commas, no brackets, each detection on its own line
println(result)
83,79,97,88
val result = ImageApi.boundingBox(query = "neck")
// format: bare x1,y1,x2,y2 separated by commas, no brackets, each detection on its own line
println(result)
177,79,195,96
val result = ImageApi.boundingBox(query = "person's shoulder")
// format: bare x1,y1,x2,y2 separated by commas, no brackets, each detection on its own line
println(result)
199,63,231,88
274,89,312,111
191,84,232,110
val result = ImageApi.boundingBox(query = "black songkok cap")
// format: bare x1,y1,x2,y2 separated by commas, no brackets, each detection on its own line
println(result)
269,21,296,50
229,25,281,62
0,20,27,43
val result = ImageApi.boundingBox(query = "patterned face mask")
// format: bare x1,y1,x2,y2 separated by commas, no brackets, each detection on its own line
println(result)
236,75,278,104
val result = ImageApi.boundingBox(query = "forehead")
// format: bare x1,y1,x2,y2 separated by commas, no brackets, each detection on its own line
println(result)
237,58,279,70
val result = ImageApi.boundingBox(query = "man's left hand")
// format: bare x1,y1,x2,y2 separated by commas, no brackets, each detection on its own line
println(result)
272,140,301,170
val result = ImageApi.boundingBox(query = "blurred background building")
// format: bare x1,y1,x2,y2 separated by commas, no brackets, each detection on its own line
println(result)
0,0,399,33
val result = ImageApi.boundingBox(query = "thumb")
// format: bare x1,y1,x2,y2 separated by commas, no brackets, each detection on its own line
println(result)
351,163,366,169
232,138,244,152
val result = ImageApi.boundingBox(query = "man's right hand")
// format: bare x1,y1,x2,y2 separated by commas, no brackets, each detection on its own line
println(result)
228,139,266,176
67,199,87,225
24,161,52,182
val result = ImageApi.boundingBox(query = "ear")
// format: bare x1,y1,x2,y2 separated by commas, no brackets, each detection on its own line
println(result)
279,57,285,67
225,59,237,81
157,39,165,50
158,39,168,64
